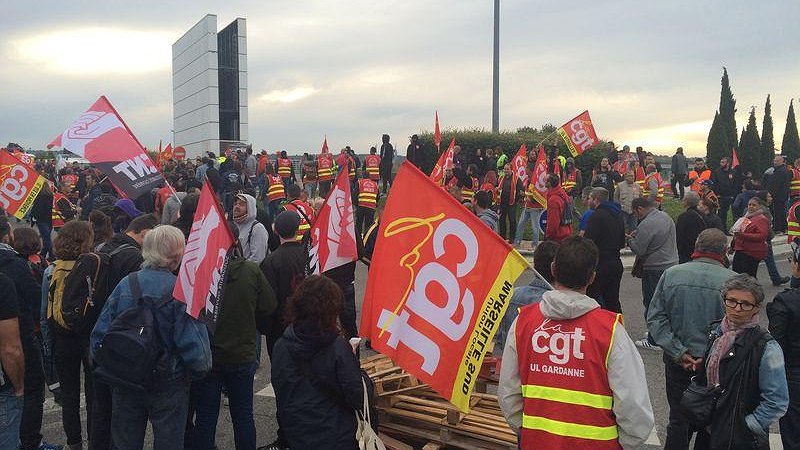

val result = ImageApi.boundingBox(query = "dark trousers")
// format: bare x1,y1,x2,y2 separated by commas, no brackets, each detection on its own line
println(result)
36,222,53,260
318,180,332,198
672,174,687,199
20,339,45,450
193,362,257,450
664,355,710,449
112,381,189,450
90,379,113,450
781,369,800,450
498,204,517,242
380,166,393,194
718,196,733,233
339,283,358,339
588,258,623,313
53,333,93,446
733,251,760,278
355,206,375,237
774,197,789,232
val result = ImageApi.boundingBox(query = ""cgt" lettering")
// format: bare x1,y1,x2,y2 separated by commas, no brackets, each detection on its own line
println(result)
569,120,595,152
532,321,586,365
0,165,30,210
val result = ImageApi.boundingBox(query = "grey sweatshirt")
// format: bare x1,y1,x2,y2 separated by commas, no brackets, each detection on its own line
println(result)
498,289,654,450
628,208,679,271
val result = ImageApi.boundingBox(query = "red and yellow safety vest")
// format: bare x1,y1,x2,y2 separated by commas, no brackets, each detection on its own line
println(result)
357,178,379,209
285,200,315,241
348,156,357,181
643,172,664,203
632,167,646,191
479,181,498,204
515,303,623,450
562,170,578,194
277,157,293,179
266,174,286,203
790,167,800,199
688,168,711,193
317,154,334,181
460,176,479,202
524,180,544,209
788,199,800,244
52,192,73,229
365,154,381,181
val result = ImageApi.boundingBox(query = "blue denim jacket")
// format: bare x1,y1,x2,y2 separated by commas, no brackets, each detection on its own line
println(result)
90,268,212,381
496,277,551,351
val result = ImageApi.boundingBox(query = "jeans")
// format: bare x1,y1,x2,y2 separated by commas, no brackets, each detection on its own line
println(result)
112,381,189,450
304,181,317,198
643,269,666,344
20,339,45,450
355,206,375,237
36,222,53,260
90,379,113,450
53,333,93,446
514,207,542,246
623,211,638,233
663,355,710,449
765,239,784,284
193,362,257,450
718,195,733,233
498,204,517,242
0,384,24,450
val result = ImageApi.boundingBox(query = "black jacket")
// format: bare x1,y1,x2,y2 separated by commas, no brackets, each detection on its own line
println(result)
676,207,707,263
100,233,143,299
764,165,791,200
713,167,740,197
0,247,40,348
260,241,307,314
271,323,363,450
31,189,53,225
585,202,625,260
768,288,800,369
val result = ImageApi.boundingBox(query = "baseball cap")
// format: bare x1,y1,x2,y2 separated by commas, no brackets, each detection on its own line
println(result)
274,210,301,239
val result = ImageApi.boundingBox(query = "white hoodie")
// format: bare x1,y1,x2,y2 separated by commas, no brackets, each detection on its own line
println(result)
235,194,269,264
498,289,654,449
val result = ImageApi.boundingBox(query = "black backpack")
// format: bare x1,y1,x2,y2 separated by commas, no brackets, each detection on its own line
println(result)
93,272,172,392
59,244,135,335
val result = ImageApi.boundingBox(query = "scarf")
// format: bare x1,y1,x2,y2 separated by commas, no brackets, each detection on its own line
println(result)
705,314,760,386
691,251,725,265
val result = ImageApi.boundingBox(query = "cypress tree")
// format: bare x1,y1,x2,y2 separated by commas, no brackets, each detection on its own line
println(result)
718,68,738,159
783,99,800,164
762,95,775,168
740,107,762,174
706,111,728,169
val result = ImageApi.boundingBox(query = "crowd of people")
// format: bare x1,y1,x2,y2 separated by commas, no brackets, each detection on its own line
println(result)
2,137,800,450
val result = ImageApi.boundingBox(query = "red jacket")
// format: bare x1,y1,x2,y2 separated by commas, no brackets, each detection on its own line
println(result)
545,186,572,242
733,213,769,261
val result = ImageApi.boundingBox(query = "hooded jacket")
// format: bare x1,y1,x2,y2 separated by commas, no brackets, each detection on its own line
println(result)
478,208,500,232
271,322,363,449
498,289,654,449
235,194,269,264
585,201,625,259
545,186,572,242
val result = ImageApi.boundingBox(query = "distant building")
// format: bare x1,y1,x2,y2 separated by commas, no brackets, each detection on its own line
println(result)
172,15,248,158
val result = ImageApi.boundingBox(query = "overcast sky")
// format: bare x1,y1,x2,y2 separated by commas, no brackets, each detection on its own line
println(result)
2,1,798,157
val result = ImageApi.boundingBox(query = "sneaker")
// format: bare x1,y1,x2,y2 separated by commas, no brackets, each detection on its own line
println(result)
38,442,65,450
635,339,661,351
257,441,287,450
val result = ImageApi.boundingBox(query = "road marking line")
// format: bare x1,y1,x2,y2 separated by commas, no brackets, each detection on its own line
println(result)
645,427,661,446
255,383,275,398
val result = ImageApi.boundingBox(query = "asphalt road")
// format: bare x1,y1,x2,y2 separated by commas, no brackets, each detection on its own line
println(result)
38,256,795,449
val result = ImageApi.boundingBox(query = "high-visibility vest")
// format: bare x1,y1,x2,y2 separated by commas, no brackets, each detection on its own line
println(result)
633,167,646,191
277,157,293,179
460,177,479,202
60,174,78,191
52,192,72,229
515,303,622,450
317,154,334,181
562,170,578,193
285,200,314,241
266,174,286,203
365,154,381,181
479,181,498,204
643,172,664,203
788,200,800,244
688,168,711,192
791,167,800,199
357,178,379,209
348,156,357,181
524,180,544,209
445,176,458,190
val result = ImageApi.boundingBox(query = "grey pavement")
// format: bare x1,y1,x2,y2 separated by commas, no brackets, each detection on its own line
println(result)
38,254,795,449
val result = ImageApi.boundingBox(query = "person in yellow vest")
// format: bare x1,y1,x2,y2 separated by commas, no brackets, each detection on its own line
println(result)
363,147,381,182
631,160,646,193
317,151,335,198
687,158,711,193
499,237,654,450
264,164,287,222
458,164,480,204
788,199,800,243
301,153,318,198
283,184,315,242
275,150,295,189
790,157,800,200
562,158,582,199
643,163,664,207
355,175,379,235
52,188,77,230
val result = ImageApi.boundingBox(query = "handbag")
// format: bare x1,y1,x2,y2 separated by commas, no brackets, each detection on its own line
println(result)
355,377,386,450
679,377,723,427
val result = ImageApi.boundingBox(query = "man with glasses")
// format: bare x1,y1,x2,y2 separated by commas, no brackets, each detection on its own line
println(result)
646,229,735,449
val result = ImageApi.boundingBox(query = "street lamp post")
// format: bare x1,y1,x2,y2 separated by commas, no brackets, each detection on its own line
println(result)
492,0,500,134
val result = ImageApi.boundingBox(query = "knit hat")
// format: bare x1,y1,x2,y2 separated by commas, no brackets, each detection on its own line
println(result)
274,210,301,239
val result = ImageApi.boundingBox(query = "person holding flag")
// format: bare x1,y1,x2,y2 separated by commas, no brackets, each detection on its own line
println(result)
562,157,582,199
498,161,523,243
513,170,545,249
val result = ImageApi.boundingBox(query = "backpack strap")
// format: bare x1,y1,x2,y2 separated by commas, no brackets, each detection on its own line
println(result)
128,272,142,303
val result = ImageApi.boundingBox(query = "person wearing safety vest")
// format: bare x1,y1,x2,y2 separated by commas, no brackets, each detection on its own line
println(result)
612,145,638,177
630,161,646,193
459,164,480,203
788,198,800,244
276,150,294,188
479,170,499,205
642,163,664,206
355,176,379,235
283,184,315,242
301,153,318,198
264,164,287,222
562,158,582,198
687,157,711,193
317,151,335,198
52,189,77,230
444,168,458,191
790,157,800,200
363,147,381,181
499,237,654,450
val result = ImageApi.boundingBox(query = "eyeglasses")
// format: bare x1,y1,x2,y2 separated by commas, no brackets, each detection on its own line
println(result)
723,297,758,311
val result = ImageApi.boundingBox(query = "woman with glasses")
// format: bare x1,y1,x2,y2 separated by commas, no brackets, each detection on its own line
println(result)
731,197,770,277
698,274,787,449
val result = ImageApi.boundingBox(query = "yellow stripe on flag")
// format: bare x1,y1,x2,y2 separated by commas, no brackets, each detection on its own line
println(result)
450,249,528,411
15,175,45,219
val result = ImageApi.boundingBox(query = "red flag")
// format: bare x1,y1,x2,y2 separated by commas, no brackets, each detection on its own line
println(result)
322,136,329,154
173,180,235,322
162,143,173,162
360,162,528,411
556,110,599,157
511,143,529,185
0,152,46,219
429,138,455,185
732,148,740,168
309,166,358,274
529,146,549,207
434,111,442,151
48,96,164,200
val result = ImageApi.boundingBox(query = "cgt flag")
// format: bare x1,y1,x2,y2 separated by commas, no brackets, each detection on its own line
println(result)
0,151,46,219
429,138,455,186
173,180,235,327
511,143,529,185
434,111,442,151
732,148,740,168
557,110,599,157
360,162,528,412
48,96,164,200
529,146,549,207
322,136,329,154
309,165,358,274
